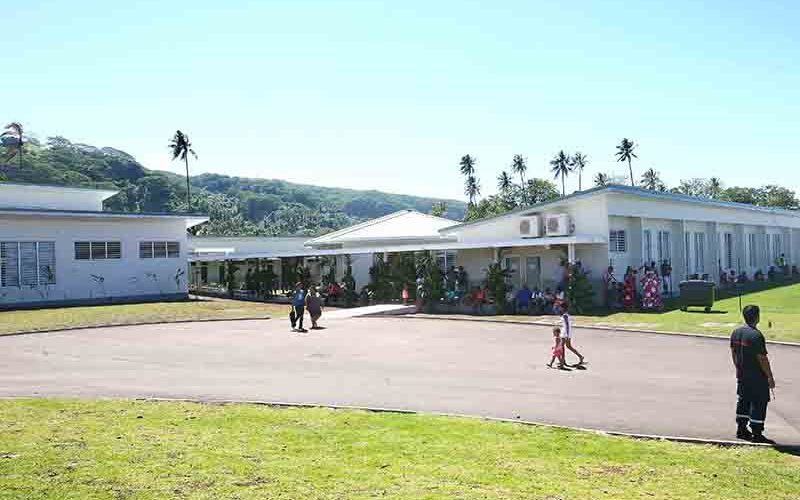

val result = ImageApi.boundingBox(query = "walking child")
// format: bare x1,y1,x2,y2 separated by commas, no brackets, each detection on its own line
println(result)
547,326,565,369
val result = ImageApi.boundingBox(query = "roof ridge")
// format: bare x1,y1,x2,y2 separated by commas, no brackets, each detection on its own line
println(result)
307,210,415,243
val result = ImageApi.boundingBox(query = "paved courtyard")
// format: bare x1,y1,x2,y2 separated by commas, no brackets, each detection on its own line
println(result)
1,316,798,445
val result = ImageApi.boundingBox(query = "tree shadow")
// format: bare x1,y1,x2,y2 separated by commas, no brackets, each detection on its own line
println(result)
585,279,799,319
774,445,800,458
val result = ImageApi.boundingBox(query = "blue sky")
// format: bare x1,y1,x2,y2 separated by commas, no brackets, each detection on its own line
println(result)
2,0,798,201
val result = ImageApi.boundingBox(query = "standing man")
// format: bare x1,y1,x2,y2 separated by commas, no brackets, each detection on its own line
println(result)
290,282,307,332
730,305,776,443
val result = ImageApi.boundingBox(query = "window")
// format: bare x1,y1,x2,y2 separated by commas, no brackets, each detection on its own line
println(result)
609,230,627,253
1,241,56,287
435,250,457,273
657,231,671,264
75,241,121,260
643,230,653,263
139,241,180,259
694,232,705,273
772,234,782,261
723,233,734,270
748,234,757,268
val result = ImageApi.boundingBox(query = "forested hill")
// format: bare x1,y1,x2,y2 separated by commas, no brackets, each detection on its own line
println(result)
0,136,466,236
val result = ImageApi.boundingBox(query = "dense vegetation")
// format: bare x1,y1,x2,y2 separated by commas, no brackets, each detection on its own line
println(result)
0,134,465,236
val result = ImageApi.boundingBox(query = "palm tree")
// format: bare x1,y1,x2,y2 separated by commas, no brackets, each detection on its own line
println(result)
594,172,610,187
707,177,722,199
510,154,527,185
640,168,664,191
169,130,197,210
615,138,637,186
1,122,24,169
550,150,571,197
570,152,587,191
497,171,513,193
465,175,481,205
459,154,476,177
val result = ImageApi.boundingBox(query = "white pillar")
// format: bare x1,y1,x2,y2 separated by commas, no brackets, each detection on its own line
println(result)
383,251,389,263
567,243,576,263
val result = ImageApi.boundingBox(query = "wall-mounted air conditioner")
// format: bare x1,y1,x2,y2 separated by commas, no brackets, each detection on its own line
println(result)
519,215,541,238
545,214,572,236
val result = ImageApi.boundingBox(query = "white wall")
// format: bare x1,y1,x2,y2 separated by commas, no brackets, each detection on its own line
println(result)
0,215,190,306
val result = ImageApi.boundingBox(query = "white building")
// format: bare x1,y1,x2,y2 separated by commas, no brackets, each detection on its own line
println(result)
188,185,800,301
188,210,458,291
0,183,207,308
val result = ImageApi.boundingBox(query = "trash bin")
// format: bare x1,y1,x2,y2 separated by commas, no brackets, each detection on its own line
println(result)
679,280,715,312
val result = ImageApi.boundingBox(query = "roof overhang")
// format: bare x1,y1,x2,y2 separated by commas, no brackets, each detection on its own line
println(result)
189,235,606,262
0,208,209,229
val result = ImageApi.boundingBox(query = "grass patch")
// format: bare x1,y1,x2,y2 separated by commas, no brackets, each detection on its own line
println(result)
0,399,798,499
488,282,800,343
0,299,288,335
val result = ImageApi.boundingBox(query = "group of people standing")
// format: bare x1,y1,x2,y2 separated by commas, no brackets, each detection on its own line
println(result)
603,261,670,311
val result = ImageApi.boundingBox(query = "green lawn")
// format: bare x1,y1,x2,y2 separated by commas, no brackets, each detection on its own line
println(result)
0,299,287,335
490,282,800,343
0,400,797,500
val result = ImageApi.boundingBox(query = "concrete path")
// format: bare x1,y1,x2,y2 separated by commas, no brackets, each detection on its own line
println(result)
323,303,415,319
1,316,798,445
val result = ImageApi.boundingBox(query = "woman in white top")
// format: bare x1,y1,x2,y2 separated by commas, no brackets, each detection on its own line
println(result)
559,302,584,365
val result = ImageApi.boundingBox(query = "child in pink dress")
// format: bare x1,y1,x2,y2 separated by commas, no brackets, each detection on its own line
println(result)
547,326,565,369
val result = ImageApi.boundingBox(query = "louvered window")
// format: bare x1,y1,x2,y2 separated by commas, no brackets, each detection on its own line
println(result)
140,241,180,259
75,241,121,260
1,241,56,287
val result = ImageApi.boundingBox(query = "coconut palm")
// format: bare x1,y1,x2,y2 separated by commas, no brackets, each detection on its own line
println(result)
465,175,481,205
550,150,571,197
640,168,665,191
615,138,637,186
459,154,476,177
510,154,527,185
707,177,723,199
497,171,513,193
169,130,197,210
594,172,610,187
1,122,24,169
570,152,587,191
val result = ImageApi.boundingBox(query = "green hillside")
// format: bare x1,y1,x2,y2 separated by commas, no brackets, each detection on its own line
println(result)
0,135,465,236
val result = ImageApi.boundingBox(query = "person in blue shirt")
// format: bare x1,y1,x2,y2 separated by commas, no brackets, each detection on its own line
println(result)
290,282,307,332
515,284,532,314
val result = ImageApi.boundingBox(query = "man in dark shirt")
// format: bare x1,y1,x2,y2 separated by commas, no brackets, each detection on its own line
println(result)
730,305,776,443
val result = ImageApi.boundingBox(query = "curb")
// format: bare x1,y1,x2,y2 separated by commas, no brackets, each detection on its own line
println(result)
132,397,775,449
0,316,272,338
393,314,800,348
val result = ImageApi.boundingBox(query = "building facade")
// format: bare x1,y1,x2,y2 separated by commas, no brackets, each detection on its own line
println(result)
0,183,207,308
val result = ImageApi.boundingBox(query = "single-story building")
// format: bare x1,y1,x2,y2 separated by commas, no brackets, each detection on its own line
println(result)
189,185,800,301
188,210,458,291
0,182,207,308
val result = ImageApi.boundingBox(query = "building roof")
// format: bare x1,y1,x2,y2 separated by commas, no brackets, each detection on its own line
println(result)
306,210,458,246
0,207,209,229
189,235,606,262
440,184,800,232
0,181,118,198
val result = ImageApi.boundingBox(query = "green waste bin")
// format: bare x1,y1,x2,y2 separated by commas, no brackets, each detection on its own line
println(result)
679,280,715,312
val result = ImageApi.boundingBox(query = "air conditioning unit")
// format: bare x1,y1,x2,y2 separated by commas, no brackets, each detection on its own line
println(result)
519,215,541,238
545,214,572,236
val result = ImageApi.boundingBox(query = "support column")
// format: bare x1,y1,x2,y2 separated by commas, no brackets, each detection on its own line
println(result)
567,243,576,263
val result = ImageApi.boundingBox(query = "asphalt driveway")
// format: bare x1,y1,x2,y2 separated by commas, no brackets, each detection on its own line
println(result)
1,316,798,445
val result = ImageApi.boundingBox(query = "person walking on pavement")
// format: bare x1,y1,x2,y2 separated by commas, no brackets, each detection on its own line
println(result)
289,282,307,332
731,305,776,443
559,302,584,366
306,286,323,330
